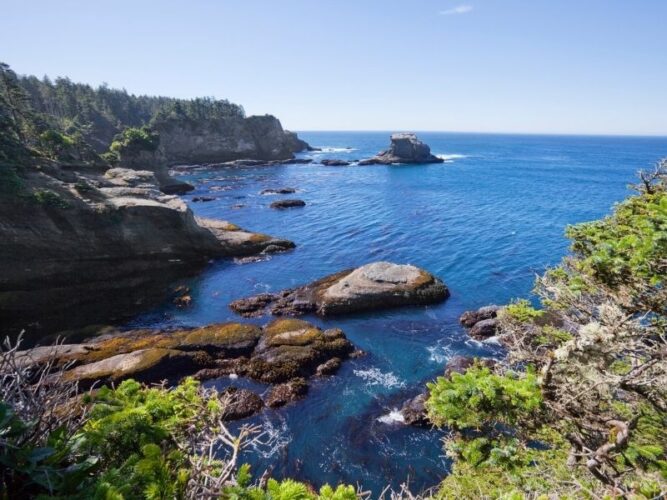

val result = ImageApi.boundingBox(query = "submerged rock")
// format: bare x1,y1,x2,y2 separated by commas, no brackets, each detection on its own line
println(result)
270,199,306,209
230,261,449,317
260,187,297,195
359,133,443,165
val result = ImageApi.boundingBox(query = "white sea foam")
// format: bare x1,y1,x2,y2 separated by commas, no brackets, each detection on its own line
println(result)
315,147,357,153
252,416,291,459
427,343,452,364
353,368,405,388
228,373,239,380
436,153,468,161
377,409,405,424
483,335,502,346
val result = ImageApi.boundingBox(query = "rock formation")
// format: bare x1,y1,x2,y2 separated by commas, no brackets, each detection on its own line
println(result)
0,166,293,339
359,133,443,165
154,115,311,166
18,318,354,420
230,261,449,317
459,305,501,340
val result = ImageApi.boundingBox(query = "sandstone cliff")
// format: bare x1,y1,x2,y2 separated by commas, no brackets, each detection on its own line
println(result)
0,165,293,341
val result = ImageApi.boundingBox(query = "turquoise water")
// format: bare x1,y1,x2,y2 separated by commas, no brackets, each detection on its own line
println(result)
128,132,667,493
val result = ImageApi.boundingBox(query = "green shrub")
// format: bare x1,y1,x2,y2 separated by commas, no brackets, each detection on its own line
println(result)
32,188,70,208
426,365,542,430
110,126,159,154
501,299,544,323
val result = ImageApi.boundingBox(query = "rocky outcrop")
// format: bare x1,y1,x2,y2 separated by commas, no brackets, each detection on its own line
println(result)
459,305,500,328
230,262,449,317
0,166,294,339
359,133,443,165
221,387,265,421
459,305,501,340
154,115,311,166
21,317,352,393
319,159,350,167
400,392,430,427
270,199,306,209
265,378,308,408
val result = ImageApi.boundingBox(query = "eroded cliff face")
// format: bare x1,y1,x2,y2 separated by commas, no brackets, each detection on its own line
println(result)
0,165,293,342
154,115,309,165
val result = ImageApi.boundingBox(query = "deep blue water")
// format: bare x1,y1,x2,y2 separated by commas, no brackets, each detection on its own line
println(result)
127,132,667,494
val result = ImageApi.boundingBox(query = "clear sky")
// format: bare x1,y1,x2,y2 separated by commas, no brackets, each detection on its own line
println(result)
3,0,667,135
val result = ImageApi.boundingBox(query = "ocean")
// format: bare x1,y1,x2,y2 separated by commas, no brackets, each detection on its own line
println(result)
126,131,667,494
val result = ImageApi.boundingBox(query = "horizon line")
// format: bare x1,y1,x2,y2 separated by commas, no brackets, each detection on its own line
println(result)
292,129,667,139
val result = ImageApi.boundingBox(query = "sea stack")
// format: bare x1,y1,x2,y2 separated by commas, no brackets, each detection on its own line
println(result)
359,133,443,165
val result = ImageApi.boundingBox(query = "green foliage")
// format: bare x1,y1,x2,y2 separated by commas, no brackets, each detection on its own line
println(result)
39,129,76,159
109,126,159,154
426,365,542,430
32,188,70,208
223,465,357,500
435,429,594,500
2,378,358,499
566,190,667,289
501,299,544,323
0,401,98,497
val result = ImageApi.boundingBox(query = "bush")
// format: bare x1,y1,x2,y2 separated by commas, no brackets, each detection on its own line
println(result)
32,188,70,208
426,364,542,430
500,299,544,323
110,126,159,154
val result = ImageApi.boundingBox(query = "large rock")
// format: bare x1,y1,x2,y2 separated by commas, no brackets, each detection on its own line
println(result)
0,167,294,338
247,320,354,383
230,262,449,317
23,318,354,402
469,318,499,339
63,348,198,389
359,133,443,165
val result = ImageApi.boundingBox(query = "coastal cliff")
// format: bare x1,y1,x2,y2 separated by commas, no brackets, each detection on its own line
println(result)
0,63,296,339
154,114,310,165
0,164,294,339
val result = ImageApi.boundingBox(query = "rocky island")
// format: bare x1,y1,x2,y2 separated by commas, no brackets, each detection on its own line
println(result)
359,133,443,165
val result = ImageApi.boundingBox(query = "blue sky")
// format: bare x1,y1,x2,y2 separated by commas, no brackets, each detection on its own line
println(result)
3,0,667,135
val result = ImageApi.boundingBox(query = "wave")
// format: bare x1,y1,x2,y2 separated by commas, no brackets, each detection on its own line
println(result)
436,153,468,162
313,147,357,153
353,368,405,389
377,408,405,425
251,415,291,459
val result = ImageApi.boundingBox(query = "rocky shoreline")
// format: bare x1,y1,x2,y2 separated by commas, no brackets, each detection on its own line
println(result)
18,317,354,420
